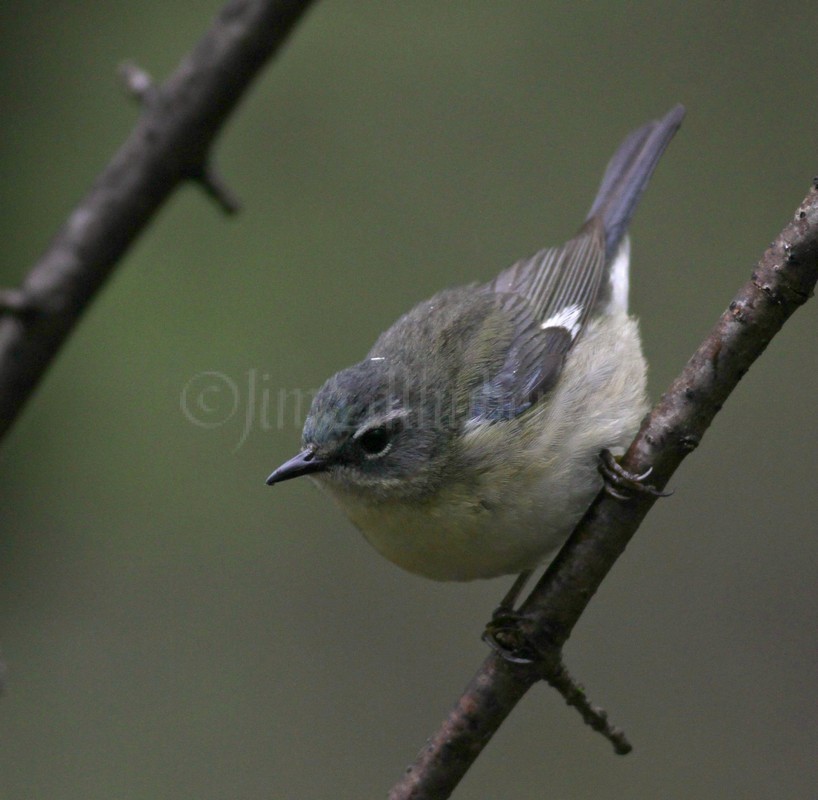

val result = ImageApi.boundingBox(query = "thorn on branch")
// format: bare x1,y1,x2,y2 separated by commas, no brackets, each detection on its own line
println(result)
194,164,242,215
0,289,40,317
118,60,156,104
116,61,239,215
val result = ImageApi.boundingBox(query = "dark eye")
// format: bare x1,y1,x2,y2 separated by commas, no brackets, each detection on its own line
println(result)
357,425,393,457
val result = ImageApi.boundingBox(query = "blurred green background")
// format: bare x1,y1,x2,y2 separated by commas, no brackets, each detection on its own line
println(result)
1,2,816,798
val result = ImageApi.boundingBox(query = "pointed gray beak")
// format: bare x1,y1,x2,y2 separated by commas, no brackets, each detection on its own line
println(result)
266,448,327,485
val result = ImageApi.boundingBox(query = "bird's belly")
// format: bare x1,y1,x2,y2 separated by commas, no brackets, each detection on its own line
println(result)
326,465,599,581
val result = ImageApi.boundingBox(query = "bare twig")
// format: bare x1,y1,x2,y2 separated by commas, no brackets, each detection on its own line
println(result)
387,185,818,799
0,0,316,443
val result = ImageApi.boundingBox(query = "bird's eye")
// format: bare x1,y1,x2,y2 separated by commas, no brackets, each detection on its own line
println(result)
357,425,393,457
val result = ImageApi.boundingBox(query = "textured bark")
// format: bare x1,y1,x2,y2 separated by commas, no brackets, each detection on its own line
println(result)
0,0,316,439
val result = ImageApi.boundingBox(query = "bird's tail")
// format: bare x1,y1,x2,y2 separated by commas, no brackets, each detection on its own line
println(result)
586,104,685,260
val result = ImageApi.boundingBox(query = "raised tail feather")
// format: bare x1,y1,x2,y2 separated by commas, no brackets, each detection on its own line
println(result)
587,104,685,260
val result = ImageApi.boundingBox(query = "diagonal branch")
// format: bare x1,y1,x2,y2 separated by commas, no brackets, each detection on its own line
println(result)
0,0,316,443
387,184,818,800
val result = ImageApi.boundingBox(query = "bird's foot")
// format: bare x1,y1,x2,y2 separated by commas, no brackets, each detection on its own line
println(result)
483,609,541,665
598,449,672,501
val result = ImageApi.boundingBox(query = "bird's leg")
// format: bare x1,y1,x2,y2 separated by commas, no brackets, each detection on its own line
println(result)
494,569,533,617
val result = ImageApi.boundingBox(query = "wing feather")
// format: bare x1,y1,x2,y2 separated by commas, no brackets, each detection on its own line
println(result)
470,106,684,424
489,217,606,333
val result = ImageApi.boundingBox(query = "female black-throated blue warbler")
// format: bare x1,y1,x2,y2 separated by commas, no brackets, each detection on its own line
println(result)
267,106,684,583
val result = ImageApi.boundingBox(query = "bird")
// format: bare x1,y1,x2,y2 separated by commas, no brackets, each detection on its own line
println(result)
267,105,684,587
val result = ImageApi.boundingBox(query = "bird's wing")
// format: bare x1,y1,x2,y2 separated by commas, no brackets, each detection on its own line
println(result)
470,219,606,422
470,106,685,423
489,215,606,331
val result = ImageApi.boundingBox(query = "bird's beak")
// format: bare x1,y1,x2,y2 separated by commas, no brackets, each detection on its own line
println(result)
266,448,327,485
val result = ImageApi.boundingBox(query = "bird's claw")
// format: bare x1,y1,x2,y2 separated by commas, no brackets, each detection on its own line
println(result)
482,611,539,665
598,449,672,500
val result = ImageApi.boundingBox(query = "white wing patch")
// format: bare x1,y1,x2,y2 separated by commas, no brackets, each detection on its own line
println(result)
540,303,582,337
